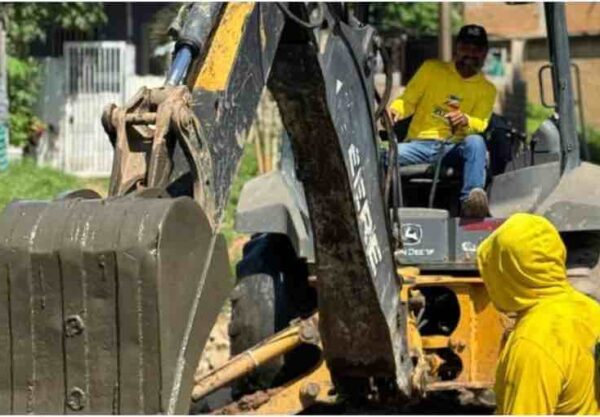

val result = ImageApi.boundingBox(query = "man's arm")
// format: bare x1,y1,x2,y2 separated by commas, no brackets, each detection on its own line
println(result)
465,84,496,133
389,60,435,121
446,83,496,133
495,338,563,415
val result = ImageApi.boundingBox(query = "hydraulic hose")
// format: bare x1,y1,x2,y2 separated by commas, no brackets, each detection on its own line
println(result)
165,46,194,86
276,2,325,29
165,2,224,86
375,38,393,119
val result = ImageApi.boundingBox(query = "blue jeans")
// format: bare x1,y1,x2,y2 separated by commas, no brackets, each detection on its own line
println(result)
398,135,487,201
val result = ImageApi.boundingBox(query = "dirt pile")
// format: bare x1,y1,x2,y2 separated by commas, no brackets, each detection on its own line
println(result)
196,302,232,379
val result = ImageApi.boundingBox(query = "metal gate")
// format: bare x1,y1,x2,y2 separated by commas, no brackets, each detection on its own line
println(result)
63,41,133,177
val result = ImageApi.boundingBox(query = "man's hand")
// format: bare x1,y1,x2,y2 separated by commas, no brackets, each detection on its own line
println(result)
446,110,469,129
389,108,400,123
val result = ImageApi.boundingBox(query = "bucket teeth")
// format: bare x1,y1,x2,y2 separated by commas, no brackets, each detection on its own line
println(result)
0,195,232,414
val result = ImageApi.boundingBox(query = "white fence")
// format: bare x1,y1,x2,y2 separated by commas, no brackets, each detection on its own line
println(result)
36,41,163,177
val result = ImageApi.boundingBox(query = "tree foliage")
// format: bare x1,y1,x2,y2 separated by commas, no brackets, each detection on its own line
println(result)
147,3,180,53
6,57,41,146
2,3,107,56
0,3,106,145
368,3,463,36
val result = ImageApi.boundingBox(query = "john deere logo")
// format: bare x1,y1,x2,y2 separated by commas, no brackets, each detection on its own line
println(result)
401,224,423,246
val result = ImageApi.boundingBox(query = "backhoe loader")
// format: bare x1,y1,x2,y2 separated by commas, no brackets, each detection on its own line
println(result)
0,2,598,414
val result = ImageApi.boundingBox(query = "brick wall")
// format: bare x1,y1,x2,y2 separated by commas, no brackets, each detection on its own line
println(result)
464,3,600,39
464,3,544,38
465,3,600,128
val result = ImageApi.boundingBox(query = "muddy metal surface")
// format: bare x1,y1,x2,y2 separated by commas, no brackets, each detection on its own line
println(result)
302,393,494,415
193,305,495,415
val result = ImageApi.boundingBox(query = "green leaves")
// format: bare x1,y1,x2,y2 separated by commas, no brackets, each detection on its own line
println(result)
7,56,41,146
52,3,107,30
526,102,600,164
526,102,553,135
1,3,107,56
369,3,463,36
0,3,106,145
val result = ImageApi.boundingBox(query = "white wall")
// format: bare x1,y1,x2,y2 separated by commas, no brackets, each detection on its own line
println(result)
35,43,164,177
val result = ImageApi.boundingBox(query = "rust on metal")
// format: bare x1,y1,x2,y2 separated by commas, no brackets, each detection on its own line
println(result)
101,86,218,226
195,313,337,415
215,388,282,415
403,272,508,391
249,361,335,414
213,363,336,415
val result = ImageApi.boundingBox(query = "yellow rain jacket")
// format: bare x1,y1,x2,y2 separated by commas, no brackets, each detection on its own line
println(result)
477,213,600,415
390,59,496,141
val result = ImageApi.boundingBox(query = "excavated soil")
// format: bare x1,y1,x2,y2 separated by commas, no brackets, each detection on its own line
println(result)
195,235,249,378
195,305,232,379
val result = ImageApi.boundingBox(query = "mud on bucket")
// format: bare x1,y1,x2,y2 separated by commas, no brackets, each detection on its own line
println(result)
0,194,232,414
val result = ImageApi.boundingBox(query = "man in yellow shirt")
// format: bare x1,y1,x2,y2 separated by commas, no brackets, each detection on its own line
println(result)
389,25,497,217
477,213,600,414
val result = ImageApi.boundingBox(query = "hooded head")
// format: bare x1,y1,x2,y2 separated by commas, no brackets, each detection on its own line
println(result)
477,213,569,313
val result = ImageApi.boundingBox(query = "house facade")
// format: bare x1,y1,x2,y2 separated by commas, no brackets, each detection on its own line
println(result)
30,3,174,176
464,2,600,128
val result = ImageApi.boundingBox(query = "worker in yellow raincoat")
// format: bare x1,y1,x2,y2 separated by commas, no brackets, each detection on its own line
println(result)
477,213,600,414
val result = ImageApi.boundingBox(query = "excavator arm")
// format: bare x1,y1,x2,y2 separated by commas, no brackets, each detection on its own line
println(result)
151,0,412,397
0,3,411,413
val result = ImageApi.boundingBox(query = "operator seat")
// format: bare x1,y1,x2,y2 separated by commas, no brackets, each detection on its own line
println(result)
391,116,461,181
391,113,523,181
399,163,458,180
388,117,462,211
386,114,520,211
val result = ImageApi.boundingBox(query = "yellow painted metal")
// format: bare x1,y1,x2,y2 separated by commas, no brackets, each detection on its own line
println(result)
406,315,423,353
193,2,255,91
250,361,335,414
466,283,508,384
400,284,411,303
193,264,506,410
421,335,450,349
406,313,429,395
404,272,509,389
427,380,492,391
192,318,303,400
412,276,485,285
398,267,420,302
398,266,420,280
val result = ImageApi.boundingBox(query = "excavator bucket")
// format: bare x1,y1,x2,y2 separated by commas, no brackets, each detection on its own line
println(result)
0,193,231,414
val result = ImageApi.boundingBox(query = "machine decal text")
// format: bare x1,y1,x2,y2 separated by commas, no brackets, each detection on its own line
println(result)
348,144,382,276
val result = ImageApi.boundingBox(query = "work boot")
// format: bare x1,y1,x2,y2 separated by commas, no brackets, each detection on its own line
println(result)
461,188,490,218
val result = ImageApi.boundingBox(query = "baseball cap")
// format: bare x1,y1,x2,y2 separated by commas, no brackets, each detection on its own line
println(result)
457,24,488,49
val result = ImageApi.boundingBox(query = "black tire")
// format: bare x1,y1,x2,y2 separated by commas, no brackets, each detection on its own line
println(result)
228,233,317,398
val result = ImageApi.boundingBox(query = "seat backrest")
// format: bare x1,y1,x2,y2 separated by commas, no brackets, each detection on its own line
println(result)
393,116,413,142
485,113,525,176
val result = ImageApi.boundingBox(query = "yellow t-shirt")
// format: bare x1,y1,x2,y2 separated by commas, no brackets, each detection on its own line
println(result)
477,213,600,415
495,293,600,415
390,59,497,141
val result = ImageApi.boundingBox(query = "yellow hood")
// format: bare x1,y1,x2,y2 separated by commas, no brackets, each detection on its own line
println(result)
476,213,570,313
